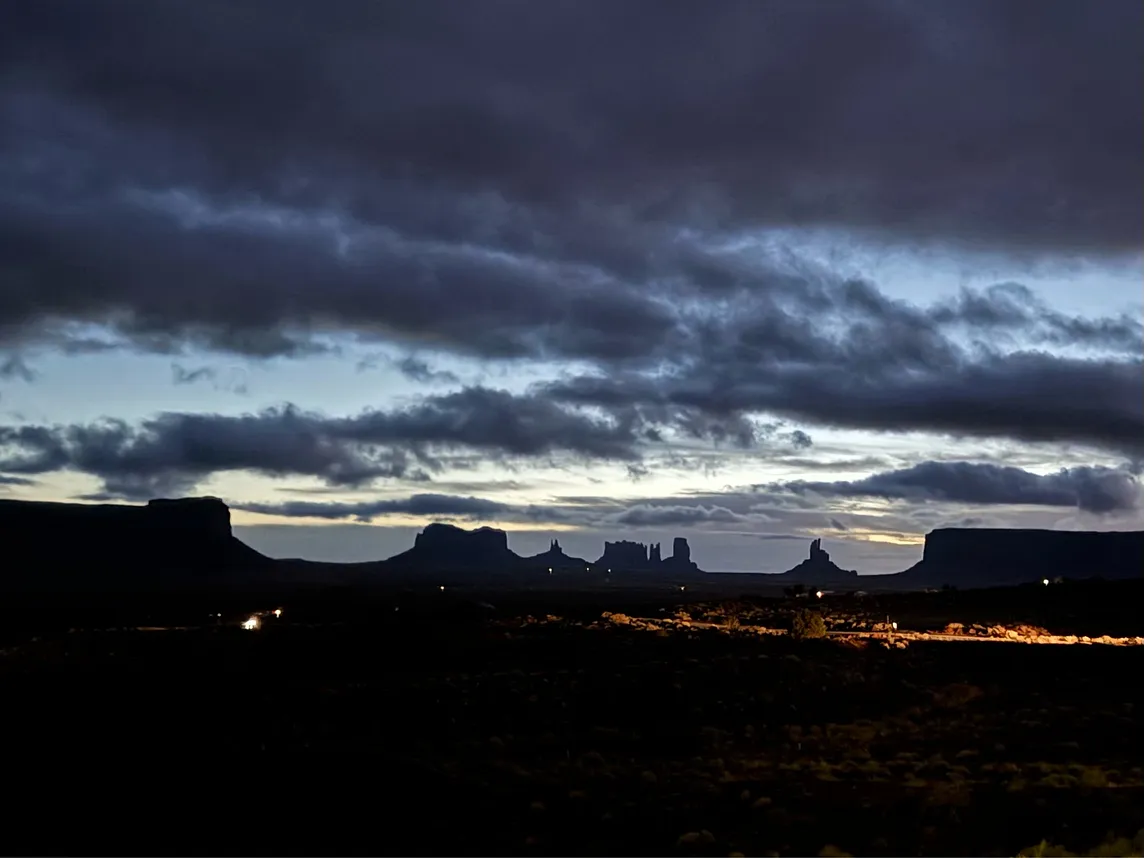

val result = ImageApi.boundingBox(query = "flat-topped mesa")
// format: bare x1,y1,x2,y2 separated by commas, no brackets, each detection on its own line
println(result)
597,539,652,570
900,527,1144,588
405,522,515,571
0,496,267,589
145,496,233,541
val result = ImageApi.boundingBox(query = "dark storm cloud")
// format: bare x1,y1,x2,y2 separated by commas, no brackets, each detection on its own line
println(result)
781,461,1142,515
611,504,748,528
3,0,1139,253
234,494,760,529
544,350,1144,459
0,382,825,499
0,387,653,498
0,474,35,486
1,0,1141,462
354,354,460,384
392,357,461,386
237,494,518,523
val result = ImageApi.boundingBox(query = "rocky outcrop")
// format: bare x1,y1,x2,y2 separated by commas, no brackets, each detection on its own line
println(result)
385,522,520,572
897,528,1144,588
673,537,690,564
521,538,595,572
0,496,269,590
662,536,699,573
597,540,652,570
773,538,859,584
593,536,703,573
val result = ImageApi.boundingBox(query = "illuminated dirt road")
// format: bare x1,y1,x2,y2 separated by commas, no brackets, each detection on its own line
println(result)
619,619,1143,646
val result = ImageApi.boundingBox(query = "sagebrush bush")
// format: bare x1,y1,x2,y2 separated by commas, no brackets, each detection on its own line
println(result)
791,609,827,640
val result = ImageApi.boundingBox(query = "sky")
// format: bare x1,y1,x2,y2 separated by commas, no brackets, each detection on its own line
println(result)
1,0,1141,574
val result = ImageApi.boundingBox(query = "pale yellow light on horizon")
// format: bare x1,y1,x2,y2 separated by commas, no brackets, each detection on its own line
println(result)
843,529,926,547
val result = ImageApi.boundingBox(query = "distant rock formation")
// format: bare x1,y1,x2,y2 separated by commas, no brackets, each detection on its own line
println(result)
774,538,859,584
0,495,716,588
597,540,652,570
0,496,269,591
385,522,520,573
521,538,595,572
595,536,700,573
662,536,698,573
673,537,691,564
896,528,1144,588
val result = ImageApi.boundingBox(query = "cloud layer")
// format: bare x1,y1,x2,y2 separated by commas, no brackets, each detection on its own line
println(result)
1,0,1141,554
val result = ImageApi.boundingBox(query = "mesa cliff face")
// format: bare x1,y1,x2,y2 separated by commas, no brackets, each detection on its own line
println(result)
595,537,699,573
900,527,1144,587
386,522,520,572
0,496,269,589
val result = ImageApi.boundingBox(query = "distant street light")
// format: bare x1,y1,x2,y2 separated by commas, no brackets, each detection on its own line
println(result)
1043,578,1050,586
891,621,898,630
439,585,446,591
815,590,824,599
679,585,687,592
242,615,260,631
272,608,282,618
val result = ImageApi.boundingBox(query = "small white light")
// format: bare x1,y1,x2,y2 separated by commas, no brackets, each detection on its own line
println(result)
607,569,612,574
273,608,282,618
439,585,445,591
1043,578,1050,586
680,585,686,592
548,567,553,573
815,590,824,599
891,621,898,630
242,615,260,631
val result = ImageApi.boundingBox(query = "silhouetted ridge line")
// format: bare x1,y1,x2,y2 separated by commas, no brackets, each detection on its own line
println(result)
1,497,1140,592
897,527,1144,588
0,496,270,590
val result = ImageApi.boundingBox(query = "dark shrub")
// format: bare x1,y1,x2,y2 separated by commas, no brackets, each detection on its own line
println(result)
791,609,827,640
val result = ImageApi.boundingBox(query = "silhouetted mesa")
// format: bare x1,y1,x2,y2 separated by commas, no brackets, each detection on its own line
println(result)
597,540,653,571
773,538,859,585
663,536,698,572
522,538,595,572
898,527,1144,588
384,522,521,573
593,537,700,573
0,496,270,591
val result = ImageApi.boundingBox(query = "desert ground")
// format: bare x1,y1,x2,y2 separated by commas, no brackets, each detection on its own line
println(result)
0,581,1141,857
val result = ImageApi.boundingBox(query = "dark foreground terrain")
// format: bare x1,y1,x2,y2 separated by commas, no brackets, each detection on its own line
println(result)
1,586,1142,857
